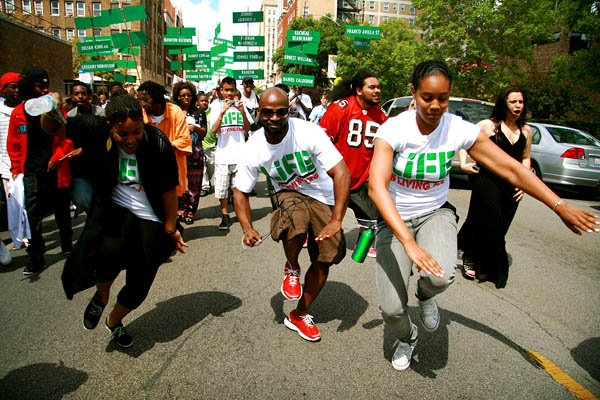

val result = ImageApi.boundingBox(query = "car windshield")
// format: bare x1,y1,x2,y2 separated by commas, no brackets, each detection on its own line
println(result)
546,126,600,147
448,102,493,124
388,98,412,117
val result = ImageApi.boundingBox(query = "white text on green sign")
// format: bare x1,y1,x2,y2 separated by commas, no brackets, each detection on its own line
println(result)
164,36,194,45
281,73,315,87
186,72,212,81
234,51,265,62
232,11,263,23
286,30,321,43
233,35,265,47
283,53,317,66
345,25,381,39
233,70,265,80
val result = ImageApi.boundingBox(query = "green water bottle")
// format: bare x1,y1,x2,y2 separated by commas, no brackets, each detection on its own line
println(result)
352,228,375,263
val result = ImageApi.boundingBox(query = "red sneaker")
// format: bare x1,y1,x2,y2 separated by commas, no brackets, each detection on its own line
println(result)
284,310,320,341
367,247,377,258
302,234,309,248
281,261,302,300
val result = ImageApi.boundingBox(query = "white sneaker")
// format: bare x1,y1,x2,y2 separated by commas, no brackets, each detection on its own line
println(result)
391,339,417,371
419,297,440,332
0,241,12,266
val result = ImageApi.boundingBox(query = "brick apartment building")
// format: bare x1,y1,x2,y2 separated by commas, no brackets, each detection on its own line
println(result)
0,0,175,88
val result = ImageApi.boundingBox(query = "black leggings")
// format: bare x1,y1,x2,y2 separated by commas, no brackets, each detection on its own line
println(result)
94,204,165,310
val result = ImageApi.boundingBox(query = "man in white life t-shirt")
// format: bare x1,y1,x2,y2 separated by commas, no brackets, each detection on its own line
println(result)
289,85,313,120
234,87,350,342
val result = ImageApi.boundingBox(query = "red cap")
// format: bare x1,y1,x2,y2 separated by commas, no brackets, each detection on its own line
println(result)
1,72,20,91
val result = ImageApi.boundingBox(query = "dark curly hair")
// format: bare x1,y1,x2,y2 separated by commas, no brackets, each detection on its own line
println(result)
411,60,453,90
172,81,198,112
328,70,378,103
105,95,143,126
138,80,167,107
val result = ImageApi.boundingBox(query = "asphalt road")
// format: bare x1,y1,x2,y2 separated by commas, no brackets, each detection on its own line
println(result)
0,177,598,399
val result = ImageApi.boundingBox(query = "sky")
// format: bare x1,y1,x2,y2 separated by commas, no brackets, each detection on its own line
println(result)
170,0,263,50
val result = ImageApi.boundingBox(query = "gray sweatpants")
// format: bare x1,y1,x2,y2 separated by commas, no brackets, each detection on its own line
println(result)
375,206,457,343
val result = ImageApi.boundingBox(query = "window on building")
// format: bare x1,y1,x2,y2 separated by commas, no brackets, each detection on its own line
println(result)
92,2,101,16
34,0,43,15
6,0,16,13
93,28,101,37
368,14,374,24
66,28,75,40
384,2,389,11
410,6,415,14
51,1,59,15
401,4,405,11
76,2,85,16
78,29,86,38
393,3,397,10
52,27,61,38
65,2,73,16
22,0,31,14
409,18,414,25
369,1,374,10
383,16,388,21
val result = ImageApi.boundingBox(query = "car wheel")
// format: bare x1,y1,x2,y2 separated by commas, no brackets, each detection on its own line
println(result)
531,162,542,179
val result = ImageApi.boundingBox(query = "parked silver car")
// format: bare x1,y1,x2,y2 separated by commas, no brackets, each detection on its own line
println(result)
381,96,494,124
529,123,600,192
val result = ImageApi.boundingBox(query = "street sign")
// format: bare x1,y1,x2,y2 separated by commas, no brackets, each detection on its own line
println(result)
186,52,210,60
233,11,263,23
186,72,212,81
77,39,113,54
233,69,265,80
283,53,318,66
286,30,321,43
282,73,314,87
164,36,194,45
81,61,115,72
345,25,381,39
286,40,319,56
353,38,371,50
233,35,265,47
234,51,265,62
213,37,236,49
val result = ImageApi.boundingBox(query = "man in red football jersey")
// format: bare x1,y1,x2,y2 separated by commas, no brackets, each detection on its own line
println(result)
319,71,387,258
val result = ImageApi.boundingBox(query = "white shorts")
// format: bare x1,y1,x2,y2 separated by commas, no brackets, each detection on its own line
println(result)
214,164,237,199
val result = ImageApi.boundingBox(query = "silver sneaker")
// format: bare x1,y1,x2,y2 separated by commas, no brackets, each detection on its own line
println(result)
419,297,440,332
391,339,417,371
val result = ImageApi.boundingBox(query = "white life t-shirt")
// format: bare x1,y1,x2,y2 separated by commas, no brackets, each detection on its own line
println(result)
289,93,313,120
375,110,479,219
111,147,160,222
235,118,343,206
210,99,254,165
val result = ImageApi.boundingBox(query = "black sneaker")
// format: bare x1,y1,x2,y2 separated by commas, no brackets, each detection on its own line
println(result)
23,256,46,276
105,319,133,348
83,293,106,330
218,214,231,230
61,243,73,256
200,188,210,197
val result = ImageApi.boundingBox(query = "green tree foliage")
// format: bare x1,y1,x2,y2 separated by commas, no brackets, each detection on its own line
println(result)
412,0,557,99
335,19,425,102
272,16,344,89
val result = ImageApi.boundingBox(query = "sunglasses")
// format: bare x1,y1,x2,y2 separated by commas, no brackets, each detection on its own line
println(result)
260,107,289,118
108,109,143,125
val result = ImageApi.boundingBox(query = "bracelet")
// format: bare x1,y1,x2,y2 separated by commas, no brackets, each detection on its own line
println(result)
243,228,255,236
552,200,565,212
165,226,178,235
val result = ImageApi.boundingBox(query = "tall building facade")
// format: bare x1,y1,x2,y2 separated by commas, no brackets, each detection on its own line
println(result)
258,0,277,88
0,0,170,87
276,0,337,49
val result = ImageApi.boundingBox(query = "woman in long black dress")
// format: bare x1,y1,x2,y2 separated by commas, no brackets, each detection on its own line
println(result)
457,86,532,288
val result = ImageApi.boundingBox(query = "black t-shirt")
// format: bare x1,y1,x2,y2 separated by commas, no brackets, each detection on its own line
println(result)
23,113,53,174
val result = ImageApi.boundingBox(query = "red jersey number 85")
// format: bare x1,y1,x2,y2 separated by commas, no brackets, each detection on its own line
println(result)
347,119,380,149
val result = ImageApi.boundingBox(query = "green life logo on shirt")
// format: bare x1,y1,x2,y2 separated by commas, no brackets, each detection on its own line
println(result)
261,151,316,184
393,151,455,180
222,109,244,126
119,158,140,182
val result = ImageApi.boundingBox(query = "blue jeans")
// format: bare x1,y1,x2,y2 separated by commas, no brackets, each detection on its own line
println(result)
375,206,457,343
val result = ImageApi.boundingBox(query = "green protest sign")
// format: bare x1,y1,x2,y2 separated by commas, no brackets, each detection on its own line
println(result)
210,43,228,56
119,47,140,56
116,60,137,69
77,39,113,54
213,38,235,49
172,60,209,71
74,17,92,30
186,72,212,81
232,11,263,23
215,23,221,36
82,61,115,72
101,8,124,25
169,46,196,55
286,30,321,43
123,4,146,22
186,51,210,60
129,32,147,46
285,40,319,56
345,25,381,39
164,36,194,45
234,51,265,62
283,53,317,66
180,27,196,37
233,35,265,46
282,73,314,87
233,69,264,80
111,32,147,48
114,73,137,83
353,38,371,50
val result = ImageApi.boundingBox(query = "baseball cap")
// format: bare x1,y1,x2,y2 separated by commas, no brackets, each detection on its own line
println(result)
1,72,20,90
20,66,49,84
242,77,254,84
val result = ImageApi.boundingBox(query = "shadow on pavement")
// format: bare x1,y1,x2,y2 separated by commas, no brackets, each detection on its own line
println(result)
0,361,88,400
270,280,368,332
571,337,600,382
363,306,537,378
106,291,242,357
